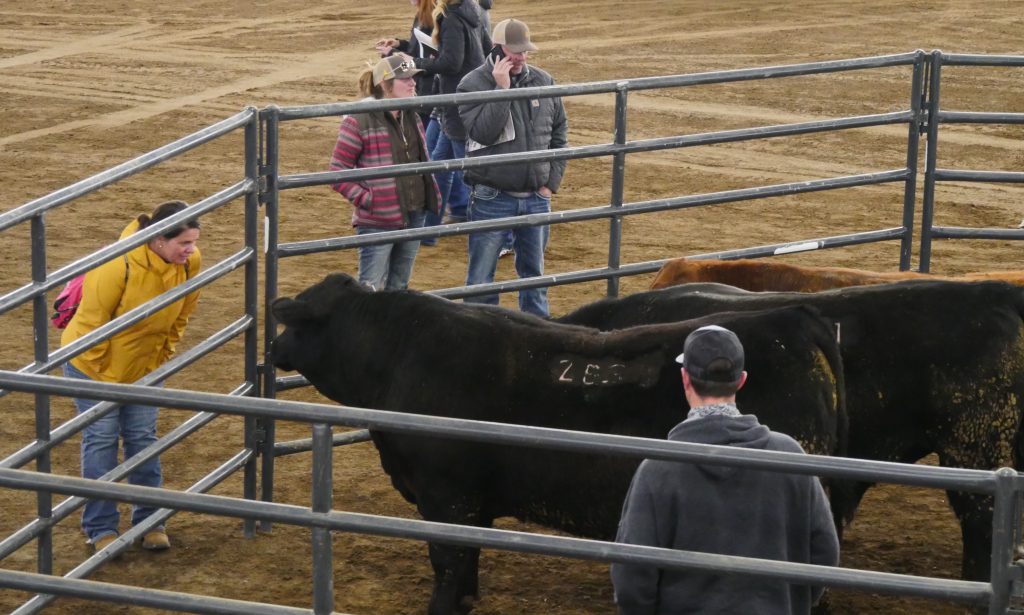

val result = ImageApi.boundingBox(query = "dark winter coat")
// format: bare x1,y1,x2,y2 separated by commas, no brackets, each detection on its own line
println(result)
457,59,568,192
412,0,491,140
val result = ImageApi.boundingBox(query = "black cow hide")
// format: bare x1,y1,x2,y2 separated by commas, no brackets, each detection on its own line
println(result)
271,273,845,615
559,278,1024,583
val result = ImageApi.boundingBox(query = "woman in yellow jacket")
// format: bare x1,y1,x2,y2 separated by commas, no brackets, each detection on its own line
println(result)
61,200,201,553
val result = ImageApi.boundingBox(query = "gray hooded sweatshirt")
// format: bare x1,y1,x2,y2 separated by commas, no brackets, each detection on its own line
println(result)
611,413,839,615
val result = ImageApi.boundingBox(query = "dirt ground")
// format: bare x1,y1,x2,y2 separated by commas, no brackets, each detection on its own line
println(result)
1,0,1023,613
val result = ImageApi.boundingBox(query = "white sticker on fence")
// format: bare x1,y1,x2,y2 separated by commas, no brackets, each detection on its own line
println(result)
773,241,822,255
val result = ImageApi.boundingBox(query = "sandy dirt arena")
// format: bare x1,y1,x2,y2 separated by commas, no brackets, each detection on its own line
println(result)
1,1,1023,613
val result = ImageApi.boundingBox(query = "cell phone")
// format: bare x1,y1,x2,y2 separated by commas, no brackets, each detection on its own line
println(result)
489,46,506,63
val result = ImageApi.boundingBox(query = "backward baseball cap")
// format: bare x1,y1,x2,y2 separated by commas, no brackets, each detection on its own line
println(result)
492,18,538,53
675,325,745,383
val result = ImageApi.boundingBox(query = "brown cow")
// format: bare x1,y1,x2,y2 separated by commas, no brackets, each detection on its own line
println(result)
650,257,1024,291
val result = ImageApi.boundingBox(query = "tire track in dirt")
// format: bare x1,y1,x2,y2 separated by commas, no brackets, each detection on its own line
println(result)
2,74,164,105
0,6,372,147
0,6,895,148
0,46,364,149
542,13,899,51
0,23,159,70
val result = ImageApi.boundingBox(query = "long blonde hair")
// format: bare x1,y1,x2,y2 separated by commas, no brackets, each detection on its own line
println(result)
431,0,461,46
416,0,435,31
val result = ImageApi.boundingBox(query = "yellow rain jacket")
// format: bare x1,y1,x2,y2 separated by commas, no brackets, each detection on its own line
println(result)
62,219,202,383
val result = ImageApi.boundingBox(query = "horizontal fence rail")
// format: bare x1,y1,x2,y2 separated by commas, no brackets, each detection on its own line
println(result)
0,315,253,471
281,111,913,190
0,371,999,493
0,179,253,316
428,227,909,300
0,467,996,608
273,52,921,121
940,53,1024,67
0,248,253,400
0,108,255,234
0,567,314,615
277,170,910,258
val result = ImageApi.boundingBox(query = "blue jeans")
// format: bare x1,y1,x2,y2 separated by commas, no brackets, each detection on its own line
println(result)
357,210,427,290
63,362,162,542
465,186,551,316
427,127,469,223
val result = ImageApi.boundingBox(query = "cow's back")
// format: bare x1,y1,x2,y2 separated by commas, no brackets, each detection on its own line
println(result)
648,258,934,292
649,257,1024,293
370,302,845,539
563,279,1024,473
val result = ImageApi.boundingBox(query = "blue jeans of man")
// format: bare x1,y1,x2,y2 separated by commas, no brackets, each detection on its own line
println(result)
357,210,427,290
63,362,162,542
427,126,469,223
465,185,550,316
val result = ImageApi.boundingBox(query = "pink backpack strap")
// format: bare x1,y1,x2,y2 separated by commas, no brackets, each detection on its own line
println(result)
51,255,129,329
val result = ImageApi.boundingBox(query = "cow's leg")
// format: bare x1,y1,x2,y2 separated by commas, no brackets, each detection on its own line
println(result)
455,526,489,607
427,542,479,615
420,494,488,615
937,399,1020,582
946,490,993,582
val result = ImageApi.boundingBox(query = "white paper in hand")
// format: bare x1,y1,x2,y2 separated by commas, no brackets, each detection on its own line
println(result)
413,28,436,53
466,112,516,153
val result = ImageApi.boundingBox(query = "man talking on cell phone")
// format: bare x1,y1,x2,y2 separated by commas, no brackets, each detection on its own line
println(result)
456,18,568,317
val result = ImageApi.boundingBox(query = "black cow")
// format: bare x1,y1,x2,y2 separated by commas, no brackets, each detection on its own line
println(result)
559,279,1024,582
270,273,845,615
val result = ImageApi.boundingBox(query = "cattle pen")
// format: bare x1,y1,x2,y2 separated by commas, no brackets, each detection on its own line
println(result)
0,48,1023,614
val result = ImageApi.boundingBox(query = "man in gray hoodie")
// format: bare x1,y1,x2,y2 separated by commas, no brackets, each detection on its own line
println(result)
611,325,840,615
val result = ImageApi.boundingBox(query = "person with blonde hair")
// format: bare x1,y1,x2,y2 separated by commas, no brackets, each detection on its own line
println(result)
410,0,490,229
329,55,441,290
62,200,202,553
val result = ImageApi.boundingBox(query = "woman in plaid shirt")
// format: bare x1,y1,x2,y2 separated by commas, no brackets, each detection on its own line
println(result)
329,54,441,290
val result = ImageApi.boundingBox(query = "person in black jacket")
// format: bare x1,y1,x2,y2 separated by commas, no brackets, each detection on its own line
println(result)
412,0,490,227
477,0,492,34
611,325,840,615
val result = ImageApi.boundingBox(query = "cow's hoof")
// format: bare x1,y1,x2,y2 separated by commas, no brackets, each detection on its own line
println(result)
456,594,478,614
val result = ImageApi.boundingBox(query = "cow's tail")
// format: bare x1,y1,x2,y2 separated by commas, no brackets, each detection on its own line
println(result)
800,304,857,533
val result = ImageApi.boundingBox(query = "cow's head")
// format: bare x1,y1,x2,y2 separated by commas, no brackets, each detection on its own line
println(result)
270,273,370,376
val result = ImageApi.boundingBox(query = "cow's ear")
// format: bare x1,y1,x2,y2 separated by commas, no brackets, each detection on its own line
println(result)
272,297,327,325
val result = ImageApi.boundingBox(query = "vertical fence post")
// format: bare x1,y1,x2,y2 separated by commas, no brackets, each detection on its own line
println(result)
988,467,1018,615
30,214,52,576
918,50,943,273
310,423,334,614
259,106,281,532
242,107,260,539
898,51,927,271
606,84,629,298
